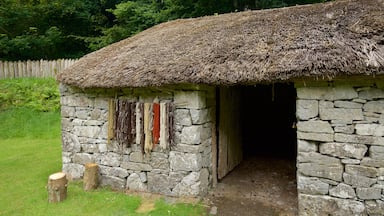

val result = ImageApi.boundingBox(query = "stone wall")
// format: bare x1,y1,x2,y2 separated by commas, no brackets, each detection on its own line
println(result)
60,84,214,197
296,82,384,215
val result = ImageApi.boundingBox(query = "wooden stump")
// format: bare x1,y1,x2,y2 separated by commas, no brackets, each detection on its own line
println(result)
47,172,68,203
83,163,99,191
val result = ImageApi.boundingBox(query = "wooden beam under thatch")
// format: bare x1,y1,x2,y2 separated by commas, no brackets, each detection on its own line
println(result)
57,0,384,88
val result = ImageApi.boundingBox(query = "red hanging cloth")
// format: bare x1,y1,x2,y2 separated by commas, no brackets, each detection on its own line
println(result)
152,103,160,145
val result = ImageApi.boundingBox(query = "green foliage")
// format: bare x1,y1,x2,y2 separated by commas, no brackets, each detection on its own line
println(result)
0,78,60,112
0,0,333,59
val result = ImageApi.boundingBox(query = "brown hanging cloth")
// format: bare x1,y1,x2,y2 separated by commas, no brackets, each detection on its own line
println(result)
144,103,153,154
159,102,169,150
107,99,116,145
152,102,160,146
129,102,136,145
167,103,175,147
139,103,145,154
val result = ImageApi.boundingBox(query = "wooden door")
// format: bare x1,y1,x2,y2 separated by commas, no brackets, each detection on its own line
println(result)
218,87,243,179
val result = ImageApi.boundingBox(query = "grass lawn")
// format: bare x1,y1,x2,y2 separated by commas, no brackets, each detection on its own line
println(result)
0,78,206,216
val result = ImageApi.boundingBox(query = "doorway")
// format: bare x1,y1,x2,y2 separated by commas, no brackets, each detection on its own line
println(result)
210,83,298,215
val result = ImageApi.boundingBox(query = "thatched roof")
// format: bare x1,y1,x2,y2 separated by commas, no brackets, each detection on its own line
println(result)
57,0,384,88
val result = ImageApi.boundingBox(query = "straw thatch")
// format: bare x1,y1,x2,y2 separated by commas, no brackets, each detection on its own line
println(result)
57,0,384,88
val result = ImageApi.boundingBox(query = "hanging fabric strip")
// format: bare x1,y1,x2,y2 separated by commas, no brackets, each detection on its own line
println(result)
115,100,130,150
152,103,160,145
139,103,145,154
130,102,136,145
135,102,141,145
159,102,168,150
144,103,153,154
168,103,175,147
107,99,116,145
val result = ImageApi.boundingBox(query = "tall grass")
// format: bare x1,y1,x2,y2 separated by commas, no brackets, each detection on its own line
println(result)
0,78,206,216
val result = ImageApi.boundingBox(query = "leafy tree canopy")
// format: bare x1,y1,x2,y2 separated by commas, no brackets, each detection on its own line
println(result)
0,0,331,60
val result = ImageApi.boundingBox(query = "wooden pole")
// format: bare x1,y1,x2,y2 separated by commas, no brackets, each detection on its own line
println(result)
83,163,99,191
47,172,68,203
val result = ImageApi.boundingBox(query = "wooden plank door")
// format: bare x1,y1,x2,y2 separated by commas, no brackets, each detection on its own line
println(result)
218,87,243,179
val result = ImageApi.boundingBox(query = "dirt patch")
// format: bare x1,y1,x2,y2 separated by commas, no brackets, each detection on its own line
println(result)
135,199,156,213
204,156,298,216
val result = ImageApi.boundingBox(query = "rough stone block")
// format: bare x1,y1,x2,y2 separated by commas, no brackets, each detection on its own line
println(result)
329,183,356,199
80,144,99,153
364,101,384,114
296,100,318,120
94,98,109,109
297,120,333,133
174,109,192,126
297,87,358,100
334,101,363,109
356,187,382,200
62,163,84,180
341,158,361,165
75,109,89,119
298,163,343,181
334,125,355,134
73,126,101,139
190,109,209,125
366,200,384,215
298,194,366,216
172,171,201,196
150,154,169,170
345,165,378,178
297,132,334,142
84,120,103,126
379,168,384,176
370,146,384,159
297,152,341,165
174,91,206,109
335,133,384,146
173,143,202,153
297,140,318,152
61,106,75,117
320,107,363,121
169,171,188,189
319,142,368,159
62,132,81,152
120,161,152,171
98,152,121,167
359,88,384,100
169,151,202,172
297,176,329,195
343,173,377,187
73,153,95,165
355,124,384,137
108,167,129,178
147,172,171,195
181,125,205,145
129,152,147,163
126,173,147,191
100,176,126,191
62,152,72,163
361,157,384,168
61,95,94,107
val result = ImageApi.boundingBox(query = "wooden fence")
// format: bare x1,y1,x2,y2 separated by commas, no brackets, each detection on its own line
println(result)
0,59,78,79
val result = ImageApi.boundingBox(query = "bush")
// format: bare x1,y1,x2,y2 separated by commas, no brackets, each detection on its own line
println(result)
0,78,60,112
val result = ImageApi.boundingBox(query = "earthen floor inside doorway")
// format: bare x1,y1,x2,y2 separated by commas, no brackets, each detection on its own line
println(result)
204,156,298,216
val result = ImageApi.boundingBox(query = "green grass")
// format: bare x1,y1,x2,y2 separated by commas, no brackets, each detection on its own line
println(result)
0,78,206,216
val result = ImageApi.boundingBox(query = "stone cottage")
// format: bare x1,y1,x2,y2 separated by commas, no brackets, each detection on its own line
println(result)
57,0,384,215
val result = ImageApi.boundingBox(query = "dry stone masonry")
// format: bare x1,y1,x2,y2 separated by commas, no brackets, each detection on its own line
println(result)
296,82,384,215
60,84,214,197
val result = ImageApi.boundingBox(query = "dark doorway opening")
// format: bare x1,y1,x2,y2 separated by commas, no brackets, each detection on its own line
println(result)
240,83,297,159
210,83,298,216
